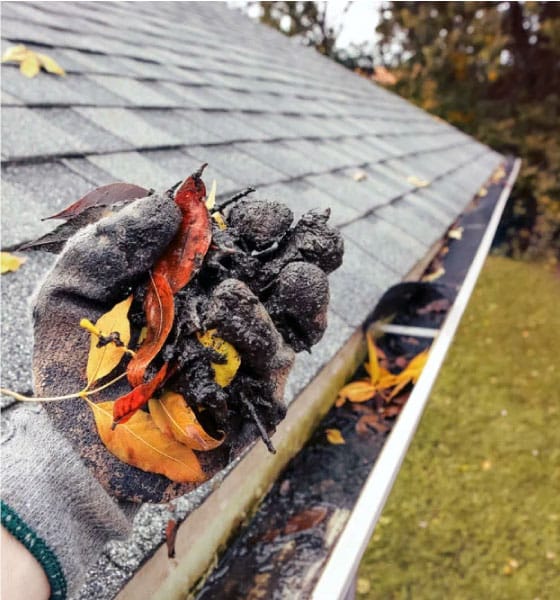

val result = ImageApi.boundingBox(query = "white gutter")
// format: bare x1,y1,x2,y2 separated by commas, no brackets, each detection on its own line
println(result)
312,158,521,600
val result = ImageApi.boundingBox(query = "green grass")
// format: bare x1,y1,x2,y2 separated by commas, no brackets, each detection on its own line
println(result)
358,256,560,600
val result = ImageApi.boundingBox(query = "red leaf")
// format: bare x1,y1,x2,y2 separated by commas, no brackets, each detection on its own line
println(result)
127,273,174,388
44,183,149,221
114,363,168,425
284,506,328,535
165,519,178,558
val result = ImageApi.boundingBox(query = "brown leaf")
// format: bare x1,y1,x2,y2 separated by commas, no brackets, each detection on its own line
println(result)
383,405,403,417
326,428,345,444
89,400,206,483
356,414,389,435
165,519,178,558
284,507,328,535
1,252,26,274
149,391,224,451
84,296,133,386
44,183,149,221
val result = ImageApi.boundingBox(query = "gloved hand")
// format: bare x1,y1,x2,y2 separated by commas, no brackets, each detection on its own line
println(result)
1,171,343,597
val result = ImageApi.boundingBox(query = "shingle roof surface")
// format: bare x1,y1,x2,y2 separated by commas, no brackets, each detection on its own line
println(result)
1,2,504,597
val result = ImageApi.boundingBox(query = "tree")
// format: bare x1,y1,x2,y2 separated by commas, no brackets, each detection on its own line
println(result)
376,1,560,260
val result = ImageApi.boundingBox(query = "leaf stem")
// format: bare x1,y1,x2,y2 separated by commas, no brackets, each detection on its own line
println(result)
0,372,128,403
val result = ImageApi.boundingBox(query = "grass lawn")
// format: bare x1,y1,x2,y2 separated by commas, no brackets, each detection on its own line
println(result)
358,256,560,600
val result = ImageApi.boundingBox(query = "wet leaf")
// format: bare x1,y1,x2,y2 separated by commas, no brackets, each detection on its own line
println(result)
149,391,224,451
44,182,149,221
84,296,132,386
478,186,488,197
1,252,26,274
205,179,217,210
89,400,206,483
326,428,345,444
197,329,241,387
356,414,389,435
114,363,168,425
284,506,328,534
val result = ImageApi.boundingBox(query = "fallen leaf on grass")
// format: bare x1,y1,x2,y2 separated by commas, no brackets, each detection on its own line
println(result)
149,391,224,451
1,252,26,274
82,296,133,386
356,414,389,435
2,44,65,77
326,428,345,445
284,506,328,534
89,400,206,483
197,329,240,387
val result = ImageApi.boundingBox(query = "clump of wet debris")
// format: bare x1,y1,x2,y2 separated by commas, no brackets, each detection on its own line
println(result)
132,194,344,459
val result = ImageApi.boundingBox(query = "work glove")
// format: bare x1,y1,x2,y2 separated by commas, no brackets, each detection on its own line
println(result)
1,171,343,597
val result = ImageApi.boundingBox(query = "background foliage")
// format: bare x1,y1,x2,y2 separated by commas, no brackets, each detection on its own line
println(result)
256,1,560,260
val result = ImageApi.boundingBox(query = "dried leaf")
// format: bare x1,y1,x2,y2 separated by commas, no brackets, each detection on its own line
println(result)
406,175,430,188
356,414,389,435
149,391,224,451
36,52,66,76
1,44,29,63
352,170,367,182
205,179,217,210
448,227,464,240
89,400,206,483
326,428,345,445
284,506,328,534
20,53,40,78
197,329,240,387
114,363,168,425
44,183,149,221
84,296,132,386
422,266,446,282
1,252,26,274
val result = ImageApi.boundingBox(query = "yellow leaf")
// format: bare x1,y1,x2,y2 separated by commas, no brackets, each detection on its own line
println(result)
20,54,40,78
212,211,227,230
1,44,29,63
197,328,240,387
1,252,26,274
84,296,133,386
366,332,380,385
407,175,430,188
205,179,217,210
422,266,445,282
448,227,464,240
387,349,429,399
89,400,206,483
352,170,367,182
37,53,66,76
149,392,224,451
478,186,488,198
337,380,377,405
326,428,345,445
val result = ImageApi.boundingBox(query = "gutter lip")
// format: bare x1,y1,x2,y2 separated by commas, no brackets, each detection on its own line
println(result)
311,157,522,600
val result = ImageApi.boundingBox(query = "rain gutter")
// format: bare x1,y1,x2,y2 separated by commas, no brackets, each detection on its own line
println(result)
312,157,521,600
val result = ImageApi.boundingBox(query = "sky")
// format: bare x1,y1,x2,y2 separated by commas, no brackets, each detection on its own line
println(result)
326,1,381,52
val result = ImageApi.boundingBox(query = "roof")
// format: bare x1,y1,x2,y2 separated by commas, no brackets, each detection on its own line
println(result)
0,2,504,597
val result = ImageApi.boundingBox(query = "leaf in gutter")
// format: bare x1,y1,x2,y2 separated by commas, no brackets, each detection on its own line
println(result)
448,226,464,240
366,332,380,384
337,380,377,405
387,349,429,400
197,329,240,388
422,266,446,282
356,414,389,435
89,400,206,483
326,428,345,445
20,53,40,78
165,519,178,558
149,391,224,451
1,252,26,274
284,506,328,534
83,296,133,386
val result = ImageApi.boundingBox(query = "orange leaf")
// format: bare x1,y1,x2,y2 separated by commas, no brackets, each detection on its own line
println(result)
89,400,206,483
114,363,168,424
337,380,377,405
326,428,345,445
149,391,224,451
